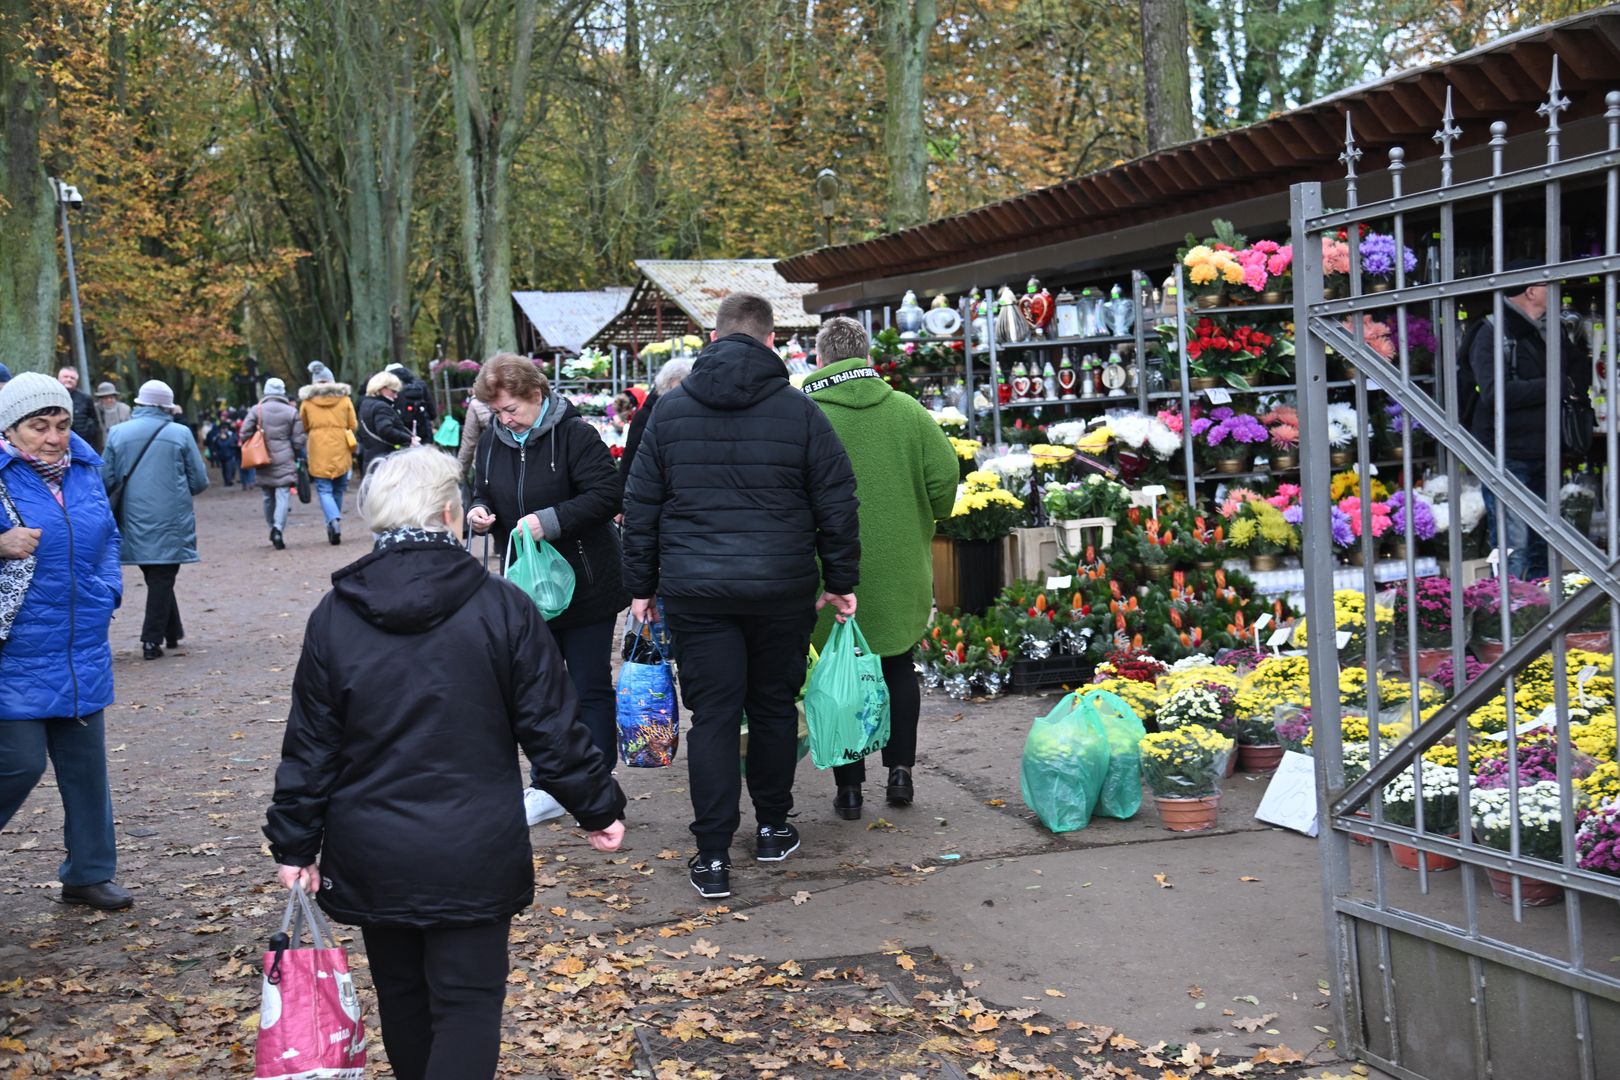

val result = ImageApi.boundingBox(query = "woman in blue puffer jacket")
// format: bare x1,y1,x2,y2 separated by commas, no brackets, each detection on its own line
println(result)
0,373,130,911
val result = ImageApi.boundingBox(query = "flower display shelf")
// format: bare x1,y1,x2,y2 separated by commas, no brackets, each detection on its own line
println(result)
1008,655,1093,695
1000,396,1128,412
998,333,1150,351
1229,556,1443,597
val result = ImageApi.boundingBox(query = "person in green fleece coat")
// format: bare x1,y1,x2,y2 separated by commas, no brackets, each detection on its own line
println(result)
805,317,958,820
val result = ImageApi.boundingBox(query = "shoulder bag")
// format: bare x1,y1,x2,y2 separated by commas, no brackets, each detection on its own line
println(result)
106,422,168,525
0,474,38,655
240,405,272,470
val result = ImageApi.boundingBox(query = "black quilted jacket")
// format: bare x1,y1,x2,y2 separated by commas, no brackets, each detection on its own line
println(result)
621,334,860,611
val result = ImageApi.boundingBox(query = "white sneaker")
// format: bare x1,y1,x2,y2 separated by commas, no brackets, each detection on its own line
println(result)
524,787,565,826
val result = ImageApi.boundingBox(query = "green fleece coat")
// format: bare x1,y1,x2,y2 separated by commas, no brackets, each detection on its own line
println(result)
806,358,959,656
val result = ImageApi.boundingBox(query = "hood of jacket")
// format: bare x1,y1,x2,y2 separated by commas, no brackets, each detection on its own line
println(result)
802,358,891,409
491,395,575,450
331,542,490,634
681,334,790,410
299,383,354,403
129,404,172,424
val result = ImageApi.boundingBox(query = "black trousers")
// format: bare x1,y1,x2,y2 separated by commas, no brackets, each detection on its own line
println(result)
138,564,183,646
532,617,617,782
833,652,922,786
667,607,816,855
360,919,511,1080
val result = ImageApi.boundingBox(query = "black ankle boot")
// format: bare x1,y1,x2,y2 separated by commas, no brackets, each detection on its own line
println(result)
886,767,914,807
834,785,863,820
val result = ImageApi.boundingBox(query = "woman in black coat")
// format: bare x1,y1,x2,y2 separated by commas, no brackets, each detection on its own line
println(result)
357,370,417,468
265,447,625,1080
466,353,630,796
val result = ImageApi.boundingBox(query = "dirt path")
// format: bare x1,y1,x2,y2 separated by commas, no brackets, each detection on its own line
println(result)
0,481,1352,1078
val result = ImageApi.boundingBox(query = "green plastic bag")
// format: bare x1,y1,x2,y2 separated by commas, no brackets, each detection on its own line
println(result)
1081,689,1146,820
504,526,575,620
1019,691,1111,833
804,618,890,770
433,415,462,448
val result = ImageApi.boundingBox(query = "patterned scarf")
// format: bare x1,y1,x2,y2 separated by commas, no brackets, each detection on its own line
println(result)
372,526,464,552
0,434,70,495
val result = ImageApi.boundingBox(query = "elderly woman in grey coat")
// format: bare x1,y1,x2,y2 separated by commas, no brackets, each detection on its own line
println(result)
239,377,306,550
101,381,209,660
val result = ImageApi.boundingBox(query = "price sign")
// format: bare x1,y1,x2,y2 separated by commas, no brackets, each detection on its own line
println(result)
1253,613,1274,632
1046,575,1073,591
1580,665,1599,686
1267,627,1294,653
1255,751,1319,837
1204,387,1233,405
1336,630,1354,649
1366,463,1380,476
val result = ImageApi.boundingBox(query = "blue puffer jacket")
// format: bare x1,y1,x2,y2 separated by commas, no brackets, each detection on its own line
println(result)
0,434,122,721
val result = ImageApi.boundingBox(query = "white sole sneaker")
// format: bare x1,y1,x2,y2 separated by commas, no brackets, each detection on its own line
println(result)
524,787,565,826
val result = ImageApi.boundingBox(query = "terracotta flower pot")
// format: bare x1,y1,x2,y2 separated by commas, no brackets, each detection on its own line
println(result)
1397,647,1451,680
1238,744,1285,773
1155,794,1221,832
1350,809,1374,846
1474,639,1505,664
1565,631,1612,654
1248,554,1280,573
1485,867,1564,907
1224,750,1238,778
1389,839,1460,872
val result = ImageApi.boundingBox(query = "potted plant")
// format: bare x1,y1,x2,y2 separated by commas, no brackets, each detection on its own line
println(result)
1385,491,1437,562
1043,475,1128,554
1575,800,1620,881
1389,576,1464,678
1201,407,1269,473
1471,781,1567,906
938,470,1028,616
1236,240,1293,303
1336,496,1392,566
1358,231,1417,292
1139,724,1233,831
1560,573,1614,653
1563,465,1598,539
1464,577,1550,662
1230,712,1283,773
1326,403,1359,467
1182,245,1244,309
1226,500,1299,573
1320,233,1352,299
1381,761,1463,871
1262,405,1300,470
1274,706,1311,753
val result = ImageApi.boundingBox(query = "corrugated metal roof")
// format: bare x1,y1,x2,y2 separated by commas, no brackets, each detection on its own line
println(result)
511,289,632,354
776,5,1620,291
588,260,821,348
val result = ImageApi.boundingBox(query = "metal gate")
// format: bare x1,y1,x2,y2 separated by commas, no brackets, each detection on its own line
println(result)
1291,67,1620,1080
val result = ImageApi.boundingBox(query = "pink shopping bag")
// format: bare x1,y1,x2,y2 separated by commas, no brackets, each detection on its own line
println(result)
254,884,367,1080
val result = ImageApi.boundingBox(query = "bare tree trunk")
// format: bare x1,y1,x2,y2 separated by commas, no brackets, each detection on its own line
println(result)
0,0,59,373
1140,0,1195,150
881,0,934,230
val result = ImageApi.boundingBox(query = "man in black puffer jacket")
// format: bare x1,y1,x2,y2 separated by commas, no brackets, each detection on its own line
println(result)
623,292,860,900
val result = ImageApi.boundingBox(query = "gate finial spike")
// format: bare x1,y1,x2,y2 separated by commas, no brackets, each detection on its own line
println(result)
1538,55,1571,162
1433,86,1462,188
1607,91,1620,152
1389,146,1405,198
1340,110,1363,205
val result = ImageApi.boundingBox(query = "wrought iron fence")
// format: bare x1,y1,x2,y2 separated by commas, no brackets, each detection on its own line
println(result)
1292,64,1620,1080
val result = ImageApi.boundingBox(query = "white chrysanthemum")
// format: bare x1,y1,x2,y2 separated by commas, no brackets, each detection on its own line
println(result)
1146,421,1183,458
1045,421,1090,446
1109,413,1150,449
1326,403,1360,448
1457,488,1486,533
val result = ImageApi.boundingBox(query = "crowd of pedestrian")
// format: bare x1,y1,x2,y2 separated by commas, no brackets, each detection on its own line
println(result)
0,294,964,1077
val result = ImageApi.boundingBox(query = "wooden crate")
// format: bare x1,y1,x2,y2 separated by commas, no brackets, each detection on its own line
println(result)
931,535,959,613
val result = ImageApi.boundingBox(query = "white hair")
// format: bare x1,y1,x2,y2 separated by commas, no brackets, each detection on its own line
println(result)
653,357,694,396
359,447,463,533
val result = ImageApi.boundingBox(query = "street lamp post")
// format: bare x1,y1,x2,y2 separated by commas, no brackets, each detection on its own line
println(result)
51,178,91,388
814,168,840,248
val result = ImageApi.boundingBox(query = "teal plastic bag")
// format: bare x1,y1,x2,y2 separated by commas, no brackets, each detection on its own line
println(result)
433,415,462,448
504,527,575,620
1019,691,1111,833
804,619,890,770
1081,689,1145,820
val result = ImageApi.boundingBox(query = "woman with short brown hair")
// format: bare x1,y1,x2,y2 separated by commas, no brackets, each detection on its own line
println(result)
466,353,628,823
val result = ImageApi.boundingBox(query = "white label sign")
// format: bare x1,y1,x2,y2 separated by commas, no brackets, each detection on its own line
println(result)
1046,575,1073,591
1336,630,1354,649
1253,613,1273,632
1255,751,1319,837
1579,665,1598,686
1267,627,1295,649
1204,387,1233,405
1483,711,1558,742
1141,485,1168,498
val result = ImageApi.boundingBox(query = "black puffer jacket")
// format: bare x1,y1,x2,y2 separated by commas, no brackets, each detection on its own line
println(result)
469,398,628,631
621,333,861,611
357,394,414,466
1465,303,1591,459
264,539,626,929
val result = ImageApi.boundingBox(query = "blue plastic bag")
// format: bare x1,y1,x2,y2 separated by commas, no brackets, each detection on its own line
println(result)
616,620,680,767
804,618,890,769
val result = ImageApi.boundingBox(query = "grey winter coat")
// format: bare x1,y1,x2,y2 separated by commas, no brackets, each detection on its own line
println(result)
240,394,306,488
102,406,210,565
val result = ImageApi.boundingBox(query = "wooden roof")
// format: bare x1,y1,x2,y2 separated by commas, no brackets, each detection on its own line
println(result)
775,6,1620,293
511,289,632,355
588,260,821,349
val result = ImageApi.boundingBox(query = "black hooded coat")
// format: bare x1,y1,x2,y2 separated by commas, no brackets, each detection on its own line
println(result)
264,539,626,928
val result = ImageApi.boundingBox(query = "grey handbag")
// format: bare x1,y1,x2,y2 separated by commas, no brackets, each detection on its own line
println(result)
0,473,38,652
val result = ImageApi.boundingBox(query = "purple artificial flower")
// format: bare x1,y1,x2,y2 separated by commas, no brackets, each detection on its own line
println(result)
1282,504,1355,547
1387,491,1437,541
1404,315,1438,355
1384,399,1423,436
1359,233,1418,279
1205,411,1269,447
1476,738,1592,789
1190,416,1214,438
1431,655,1487,693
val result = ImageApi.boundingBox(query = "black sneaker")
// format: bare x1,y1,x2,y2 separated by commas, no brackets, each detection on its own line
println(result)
327,521,341,546
754,823,800,862
141,642,163,661
688,854,731,899
270,527,285,550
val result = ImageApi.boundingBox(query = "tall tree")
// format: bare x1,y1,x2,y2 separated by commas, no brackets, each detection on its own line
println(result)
0,0,60,373
1140,0,1195,149
881,0,934,229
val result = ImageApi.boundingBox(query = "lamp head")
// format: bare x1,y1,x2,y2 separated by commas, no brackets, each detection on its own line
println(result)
814,168,840,218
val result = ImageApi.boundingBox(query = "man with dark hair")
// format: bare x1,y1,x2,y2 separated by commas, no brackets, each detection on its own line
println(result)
622,291,861,900
1465,259,1591,580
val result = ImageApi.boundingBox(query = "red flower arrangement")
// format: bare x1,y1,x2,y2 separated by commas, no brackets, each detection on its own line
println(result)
1185,318,1274,362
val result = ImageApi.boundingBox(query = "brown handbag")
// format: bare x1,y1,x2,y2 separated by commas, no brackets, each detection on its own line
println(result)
240,404,272,470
